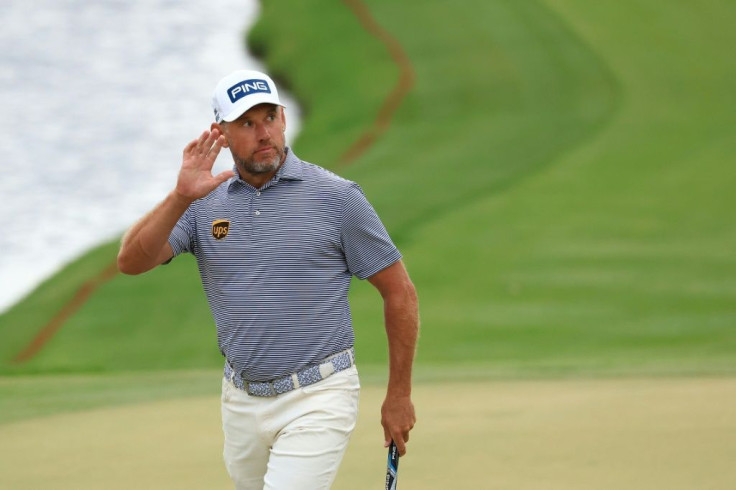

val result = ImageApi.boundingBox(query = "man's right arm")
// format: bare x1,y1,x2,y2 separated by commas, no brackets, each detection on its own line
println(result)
117,191,194,275
117,128,233,275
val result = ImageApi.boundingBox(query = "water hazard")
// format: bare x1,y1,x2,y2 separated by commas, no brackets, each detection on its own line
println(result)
0,0,301,312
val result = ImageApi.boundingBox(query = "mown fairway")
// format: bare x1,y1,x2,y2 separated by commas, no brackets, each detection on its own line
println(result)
2,376,736,489
0,0,735,488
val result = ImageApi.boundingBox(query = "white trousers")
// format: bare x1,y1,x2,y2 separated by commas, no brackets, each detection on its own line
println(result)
221,365,360,490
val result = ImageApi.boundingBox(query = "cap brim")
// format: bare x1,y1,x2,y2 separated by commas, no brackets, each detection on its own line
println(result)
221,94,286,122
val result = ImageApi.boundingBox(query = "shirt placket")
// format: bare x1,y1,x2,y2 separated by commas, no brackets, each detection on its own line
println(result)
251,176,279,235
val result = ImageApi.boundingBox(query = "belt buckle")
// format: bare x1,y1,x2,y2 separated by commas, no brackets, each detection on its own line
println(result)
245,380,276,397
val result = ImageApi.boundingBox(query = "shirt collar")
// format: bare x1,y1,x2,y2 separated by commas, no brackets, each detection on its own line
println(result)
276,147,304,181
227,146,303,191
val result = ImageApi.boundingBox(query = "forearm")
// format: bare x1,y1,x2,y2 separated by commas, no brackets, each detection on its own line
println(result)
384,284,420,396
375,266,419,455
117,190,193,275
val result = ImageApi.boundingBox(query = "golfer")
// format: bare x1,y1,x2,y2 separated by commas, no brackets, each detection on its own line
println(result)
117,69,419,489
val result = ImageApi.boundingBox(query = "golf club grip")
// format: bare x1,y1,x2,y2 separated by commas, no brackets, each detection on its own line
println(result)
385,440,399,490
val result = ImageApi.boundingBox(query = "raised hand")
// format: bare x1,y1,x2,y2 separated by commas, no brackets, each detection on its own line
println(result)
176,129,235,201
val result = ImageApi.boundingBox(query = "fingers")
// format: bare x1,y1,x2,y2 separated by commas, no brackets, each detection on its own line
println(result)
183,136,199,155
393,432,409,456
384,432,408,456
381,397,415,456
202,130,221,160
177,129,232,200
382,421,413,456
184,130,210,154
209,135,226,160
184,130,224,164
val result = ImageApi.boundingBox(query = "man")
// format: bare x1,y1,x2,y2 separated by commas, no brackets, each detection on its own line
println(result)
117,69,419,489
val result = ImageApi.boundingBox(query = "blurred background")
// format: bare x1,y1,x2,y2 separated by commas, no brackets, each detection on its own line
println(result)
1,0,735,488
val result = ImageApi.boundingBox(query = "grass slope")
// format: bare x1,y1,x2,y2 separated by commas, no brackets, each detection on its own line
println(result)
1,0,734,378
395,0,736,375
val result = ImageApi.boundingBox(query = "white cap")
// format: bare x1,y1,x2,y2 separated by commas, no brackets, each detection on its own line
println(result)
211,70,285,123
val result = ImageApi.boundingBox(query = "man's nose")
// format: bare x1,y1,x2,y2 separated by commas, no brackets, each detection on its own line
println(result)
256,123,271,140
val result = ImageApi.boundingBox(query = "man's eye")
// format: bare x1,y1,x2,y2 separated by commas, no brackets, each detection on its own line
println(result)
243,121,253,127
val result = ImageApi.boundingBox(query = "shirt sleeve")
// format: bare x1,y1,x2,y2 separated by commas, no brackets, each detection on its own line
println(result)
341,182,402,279
168,205,195,258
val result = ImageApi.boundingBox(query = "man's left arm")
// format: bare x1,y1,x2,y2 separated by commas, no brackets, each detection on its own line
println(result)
368,260,419,456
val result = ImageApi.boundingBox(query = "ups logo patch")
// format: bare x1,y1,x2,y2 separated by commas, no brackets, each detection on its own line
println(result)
211,219,230,240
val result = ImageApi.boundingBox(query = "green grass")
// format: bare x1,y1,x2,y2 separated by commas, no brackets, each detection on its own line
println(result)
0,242,120,368
1,0,734,384
0,370,220,425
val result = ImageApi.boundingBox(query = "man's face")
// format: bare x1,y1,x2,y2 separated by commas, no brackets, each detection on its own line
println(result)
220,103,286,176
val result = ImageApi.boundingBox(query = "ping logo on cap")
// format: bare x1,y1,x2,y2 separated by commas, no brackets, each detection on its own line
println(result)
227,79,271,103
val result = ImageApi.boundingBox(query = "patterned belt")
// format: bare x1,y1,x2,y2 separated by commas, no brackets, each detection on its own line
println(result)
224,348,355,397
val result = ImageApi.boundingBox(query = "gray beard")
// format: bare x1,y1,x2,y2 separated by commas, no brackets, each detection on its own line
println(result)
235,151,283,175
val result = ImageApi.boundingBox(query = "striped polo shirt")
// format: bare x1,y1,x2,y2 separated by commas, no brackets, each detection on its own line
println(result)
168,148,402,382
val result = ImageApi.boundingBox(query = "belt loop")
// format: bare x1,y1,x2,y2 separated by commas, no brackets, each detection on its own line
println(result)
227,360,236,384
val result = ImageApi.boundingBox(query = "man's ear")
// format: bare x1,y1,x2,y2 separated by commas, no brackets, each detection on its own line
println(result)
211,122,229,148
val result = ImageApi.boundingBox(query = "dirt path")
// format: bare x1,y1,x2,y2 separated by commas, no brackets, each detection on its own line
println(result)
11,261,119,363
2,378,735,489
338,0,414,165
